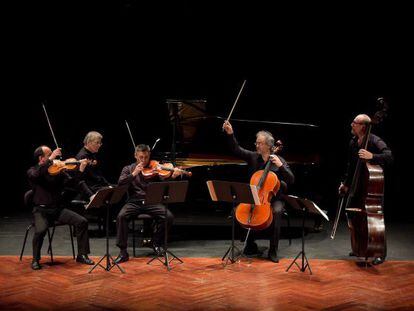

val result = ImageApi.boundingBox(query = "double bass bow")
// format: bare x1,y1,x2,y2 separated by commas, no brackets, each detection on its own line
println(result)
331,98,389,261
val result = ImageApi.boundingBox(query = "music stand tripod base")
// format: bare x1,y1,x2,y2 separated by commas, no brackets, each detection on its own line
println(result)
144,181,188,271
206,180,259,266
87,186,127,274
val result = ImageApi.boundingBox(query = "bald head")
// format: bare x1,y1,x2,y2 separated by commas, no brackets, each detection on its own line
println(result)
354,114,371,125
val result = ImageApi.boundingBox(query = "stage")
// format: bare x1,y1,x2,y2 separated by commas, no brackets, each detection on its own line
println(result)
1,212,414,310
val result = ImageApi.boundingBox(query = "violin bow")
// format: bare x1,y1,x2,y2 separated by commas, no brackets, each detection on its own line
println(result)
225,79,247,122
125,120,136,151
42,103,60,149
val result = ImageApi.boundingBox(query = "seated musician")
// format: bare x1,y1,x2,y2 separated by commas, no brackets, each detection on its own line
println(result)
222,121,295,263
338,114,393,265
75,131,112,207
114,144,183,264
27,146,95,270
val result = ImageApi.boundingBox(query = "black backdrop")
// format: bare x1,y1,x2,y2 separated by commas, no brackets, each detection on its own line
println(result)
3,2,410,219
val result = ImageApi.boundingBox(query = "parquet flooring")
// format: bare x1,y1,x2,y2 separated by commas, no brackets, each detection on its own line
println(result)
1,256,414,310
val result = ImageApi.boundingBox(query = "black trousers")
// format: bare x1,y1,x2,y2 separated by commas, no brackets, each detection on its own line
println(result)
32,207,91,260
116,202,174,251
244,200,285,251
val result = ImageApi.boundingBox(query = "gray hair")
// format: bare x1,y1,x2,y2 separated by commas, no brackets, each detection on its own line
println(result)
135,144,150,153
256,131,275,147
83,131,103,145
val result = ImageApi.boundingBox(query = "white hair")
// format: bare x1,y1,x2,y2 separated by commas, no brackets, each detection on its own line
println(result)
83,131,103,145
256,130,275,147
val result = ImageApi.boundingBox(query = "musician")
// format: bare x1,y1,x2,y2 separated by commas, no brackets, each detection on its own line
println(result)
27,146,95,270
75,131,111,207
222,121,295,263
114,144,183,264
339,114,393,265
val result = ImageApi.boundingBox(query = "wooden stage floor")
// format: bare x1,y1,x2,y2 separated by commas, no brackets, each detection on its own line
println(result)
1,256,414,310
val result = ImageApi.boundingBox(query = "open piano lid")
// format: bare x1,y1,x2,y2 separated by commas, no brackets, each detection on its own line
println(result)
156,99,320,167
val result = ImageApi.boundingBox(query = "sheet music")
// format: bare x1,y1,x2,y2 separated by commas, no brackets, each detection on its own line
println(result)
285,195,329,221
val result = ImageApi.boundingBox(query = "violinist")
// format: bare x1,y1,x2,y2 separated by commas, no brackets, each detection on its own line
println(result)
75,131,111,208
114,144,183,264
27,146,95,270
339,114,393,265
222,121,295,263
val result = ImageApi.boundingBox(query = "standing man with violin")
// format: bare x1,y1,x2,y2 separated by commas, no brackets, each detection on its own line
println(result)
27,146,95,270
75,131,111,207
114,144,183,264
338,114,393,265
222,121,295,263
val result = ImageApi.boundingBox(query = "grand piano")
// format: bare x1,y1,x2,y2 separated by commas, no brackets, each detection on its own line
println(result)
152,99,322,224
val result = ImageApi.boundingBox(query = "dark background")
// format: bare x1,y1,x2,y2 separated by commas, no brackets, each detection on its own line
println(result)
3,2,410,220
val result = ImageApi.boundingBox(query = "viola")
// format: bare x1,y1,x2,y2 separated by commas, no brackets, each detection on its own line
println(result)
141,160,192,179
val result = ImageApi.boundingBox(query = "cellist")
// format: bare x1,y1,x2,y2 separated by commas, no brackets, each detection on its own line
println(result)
222,121,295,263
339,114,393,265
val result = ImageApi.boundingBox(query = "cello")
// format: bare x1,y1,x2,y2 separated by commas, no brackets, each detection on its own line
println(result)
331,98,388,261
235,142,283,230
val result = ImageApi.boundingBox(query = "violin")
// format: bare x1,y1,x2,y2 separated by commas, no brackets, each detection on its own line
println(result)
48,158,82,175
235,140,283,230
141,160,192,179
48,158,93,175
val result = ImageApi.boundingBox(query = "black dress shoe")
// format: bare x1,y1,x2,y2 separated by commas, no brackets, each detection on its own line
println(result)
268,247,279,263
76,254,95,265
114,253,129,264
243,242,259,255
372,257,384,265
31,259,41,270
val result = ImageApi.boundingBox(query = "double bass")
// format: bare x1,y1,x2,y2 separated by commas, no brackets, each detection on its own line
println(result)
235,142,283,230
331,98,388,261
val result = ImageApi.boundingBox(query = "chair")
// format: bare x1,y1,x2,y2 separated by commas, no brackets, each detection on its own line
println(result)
131,214,154,257
19,190,76,262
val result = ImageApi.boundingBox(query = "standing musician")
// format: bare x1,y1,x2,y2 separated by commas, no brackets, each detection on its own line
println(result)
114,144,183,264
222,120,295,263
75,131,111,207
27,146,95,270
338,114,393,265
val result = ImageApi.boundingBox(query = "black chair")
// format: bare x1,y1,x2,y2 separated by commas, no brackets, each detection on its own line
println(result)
19,190,76,262
131,214,154,257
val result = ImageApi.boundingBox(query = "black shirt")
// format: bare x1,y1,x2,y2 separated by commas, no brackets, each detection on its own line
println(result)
118,163,162,203
76,146,110,189
27,159,82,208
344,133,393,187
226,133,295,190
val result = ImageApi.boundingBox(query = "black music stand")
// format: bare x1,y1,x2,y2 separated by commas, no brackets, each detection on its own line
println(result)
284,195,329,275
88,185,128,274
145,181,188,271
206,180,260,265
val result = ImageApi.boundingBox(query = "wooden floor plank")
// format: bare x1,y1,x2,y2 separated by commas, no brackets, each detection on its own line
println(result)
1,257,414,310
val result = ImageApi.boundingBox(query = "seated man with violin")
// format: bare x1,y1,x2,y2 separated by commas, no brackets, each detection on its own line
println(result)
27,146,95,270
75,131,112,208
114,144,184,264
222,121,295,263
